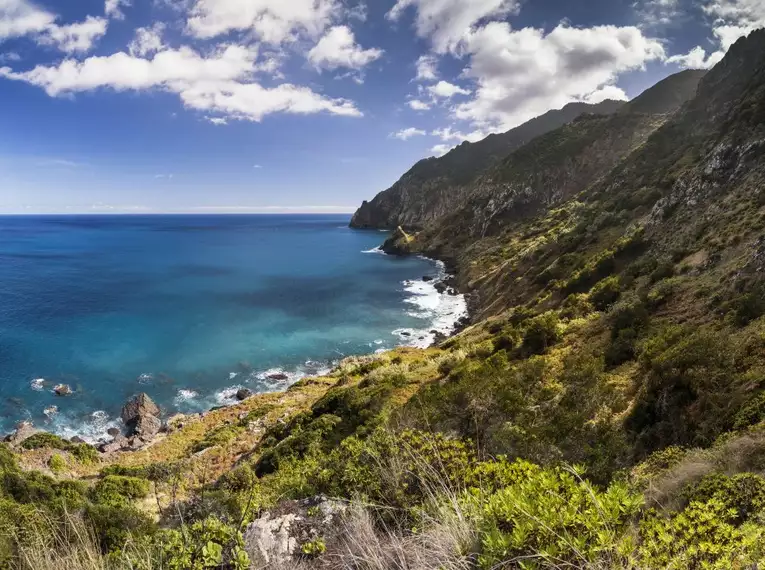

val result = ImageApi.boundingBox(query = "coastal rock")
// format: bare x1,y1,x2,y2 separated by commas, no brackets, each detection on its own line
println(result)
236,388,253,401
99,435,128,454
53,384,73,396
267,373,289,382
380,226,415,256
7,421,39,446
243,496,348,567
422,275,434,282
70,436,87,444
166,414,186,432
121,393,161,438
107,427,121,437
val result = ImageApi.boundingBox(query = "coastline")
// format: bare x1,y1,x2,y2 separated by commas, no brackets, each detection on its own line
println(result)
4,247,469,448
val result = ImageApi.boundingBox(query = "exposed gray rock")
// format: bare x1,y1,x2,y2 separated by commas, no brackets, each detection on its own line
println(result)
121,393,161,439
107,427,121,437
244,513,300,567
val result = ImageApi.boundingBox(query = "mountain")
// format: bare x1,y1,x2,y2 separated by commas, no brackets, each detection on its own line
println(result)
349,99,624,230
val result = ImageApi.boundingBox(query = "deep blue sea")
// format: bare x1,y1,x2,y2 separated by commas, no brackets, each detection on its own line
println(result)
0,215,466,440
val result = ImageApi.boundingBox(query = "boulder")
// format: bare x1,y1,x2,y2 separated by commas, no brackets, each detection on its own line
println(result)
7,421,39,446
267,373,289,381
236,388,253,401
422,275,434,282
53,384,73,396
244,513,300,568
99,435,128,454
121,393,161,438
70,436,87,444
134,414,162,440
107,427,121,437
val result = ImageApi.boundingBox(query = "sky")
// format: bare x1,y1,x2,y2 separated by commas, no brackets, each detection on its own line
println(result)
0,0,763,214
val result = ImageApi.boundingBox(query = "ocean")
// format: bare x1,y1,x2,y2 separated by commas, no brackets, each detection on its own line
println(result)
0,214,467,441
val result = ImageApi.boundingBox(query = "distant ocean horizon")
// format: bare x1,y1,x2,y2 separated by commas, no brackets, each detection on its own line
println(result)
0,214,467,441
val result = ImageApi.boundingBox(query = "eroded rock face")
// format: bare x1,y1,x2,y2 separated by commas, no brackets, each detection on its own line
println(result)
236,388,253,401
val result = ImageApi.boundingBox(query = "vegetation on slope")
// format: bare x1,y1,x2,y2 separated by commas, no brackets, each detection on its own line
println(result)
3,28,765,570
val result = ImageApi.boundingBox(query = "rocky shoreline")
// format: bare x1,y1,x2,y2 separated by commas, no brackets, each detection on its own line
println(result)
3,245,470,453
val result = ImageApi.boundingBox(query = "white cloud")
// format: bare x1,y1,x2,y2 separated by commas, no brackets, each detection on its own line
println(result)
584,84,629,103
253,164,263,168
408,99,430,111
105,0,130,19
40,16,108,54
427,80,470,98
129,23,165,57
635,0,681,27
666,45,723,69
307,25,382,71
186,0,340,44
387,0,519,54
0,0,55,40
390,127,426,140
669,0,765,69
430,143,452,156
0,44,363,122
454,23,666,131
414,54,438,81
0,51,21,62
206,116,227,125
430,127,479,142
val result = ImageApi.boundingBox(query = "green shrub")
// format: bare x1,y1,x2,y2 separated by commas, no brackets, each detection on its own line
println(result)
650,260,675,283
192,424,243,454
520,312,561,356
478,465,642,568
560,293,593,320
683,473,765,519
48,454,66,473
733,391,765,430
590,276,622,311
20,432,70,451
638,498,765,568
91,475,150,507
69,443,99,465
154,516,249,569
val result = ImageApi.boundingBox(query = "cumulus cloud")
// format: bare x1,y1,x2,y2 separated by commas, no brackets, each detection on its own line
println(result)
0,44,363,122
307,25,382,71
454,23,665,131
414,54,438,81
430,143,452,156
431,126,484,143
105,0,130,19
0,0,55,40
40,16,108,53
129,23,166,57
408,99,430,111
390,127,426,140
387,0,519,54
186,0,340,44
206,116,227,125
584,84,629,103
667,45,724,69
427,80,470,98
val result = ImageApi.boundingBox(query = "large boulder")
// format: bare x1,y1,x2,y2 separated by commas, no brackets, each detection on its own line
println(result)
121,393,161,438
236,388,253,401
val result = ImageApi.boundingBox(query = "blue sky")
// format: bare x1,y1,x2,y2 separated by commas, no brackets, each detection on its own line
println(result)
0,0,762,214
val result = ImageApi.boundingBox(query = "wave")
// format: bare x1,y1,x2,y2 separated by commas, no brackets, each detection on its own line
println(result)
361,246,385,255
50,410,120,444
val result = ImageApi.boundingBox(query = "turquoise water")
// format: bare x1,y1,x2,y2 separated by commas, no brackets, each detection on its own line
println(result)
0,215,466,440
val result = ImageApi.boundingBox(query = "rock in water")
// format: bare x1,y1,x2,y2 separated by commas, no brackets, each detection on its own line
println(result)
267,373,289,381
53,384,73,396
121,393,161,439
107,427,121,437
236,388,253,401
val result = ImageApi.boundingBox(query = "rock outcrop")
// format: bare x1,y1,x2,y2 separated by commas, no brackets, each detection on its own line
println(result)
121,393,162,441
6,421,39,446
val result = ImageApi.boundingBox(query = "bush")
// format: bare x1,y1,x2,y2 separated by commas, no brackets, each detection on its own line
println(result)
733,391,765,430
192,424,243,454
478,465,642,568
590,276,621,311
20,432,70,451
91,475,150,507
48,454,66,473
560,293,593,320
520,312,561,356
154,516,249,569
649,260,675,283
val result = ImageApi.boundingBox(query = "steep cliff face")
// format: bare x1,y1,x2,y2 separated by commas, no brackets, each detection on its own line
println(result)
349,100,624,230
411,70,706,263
